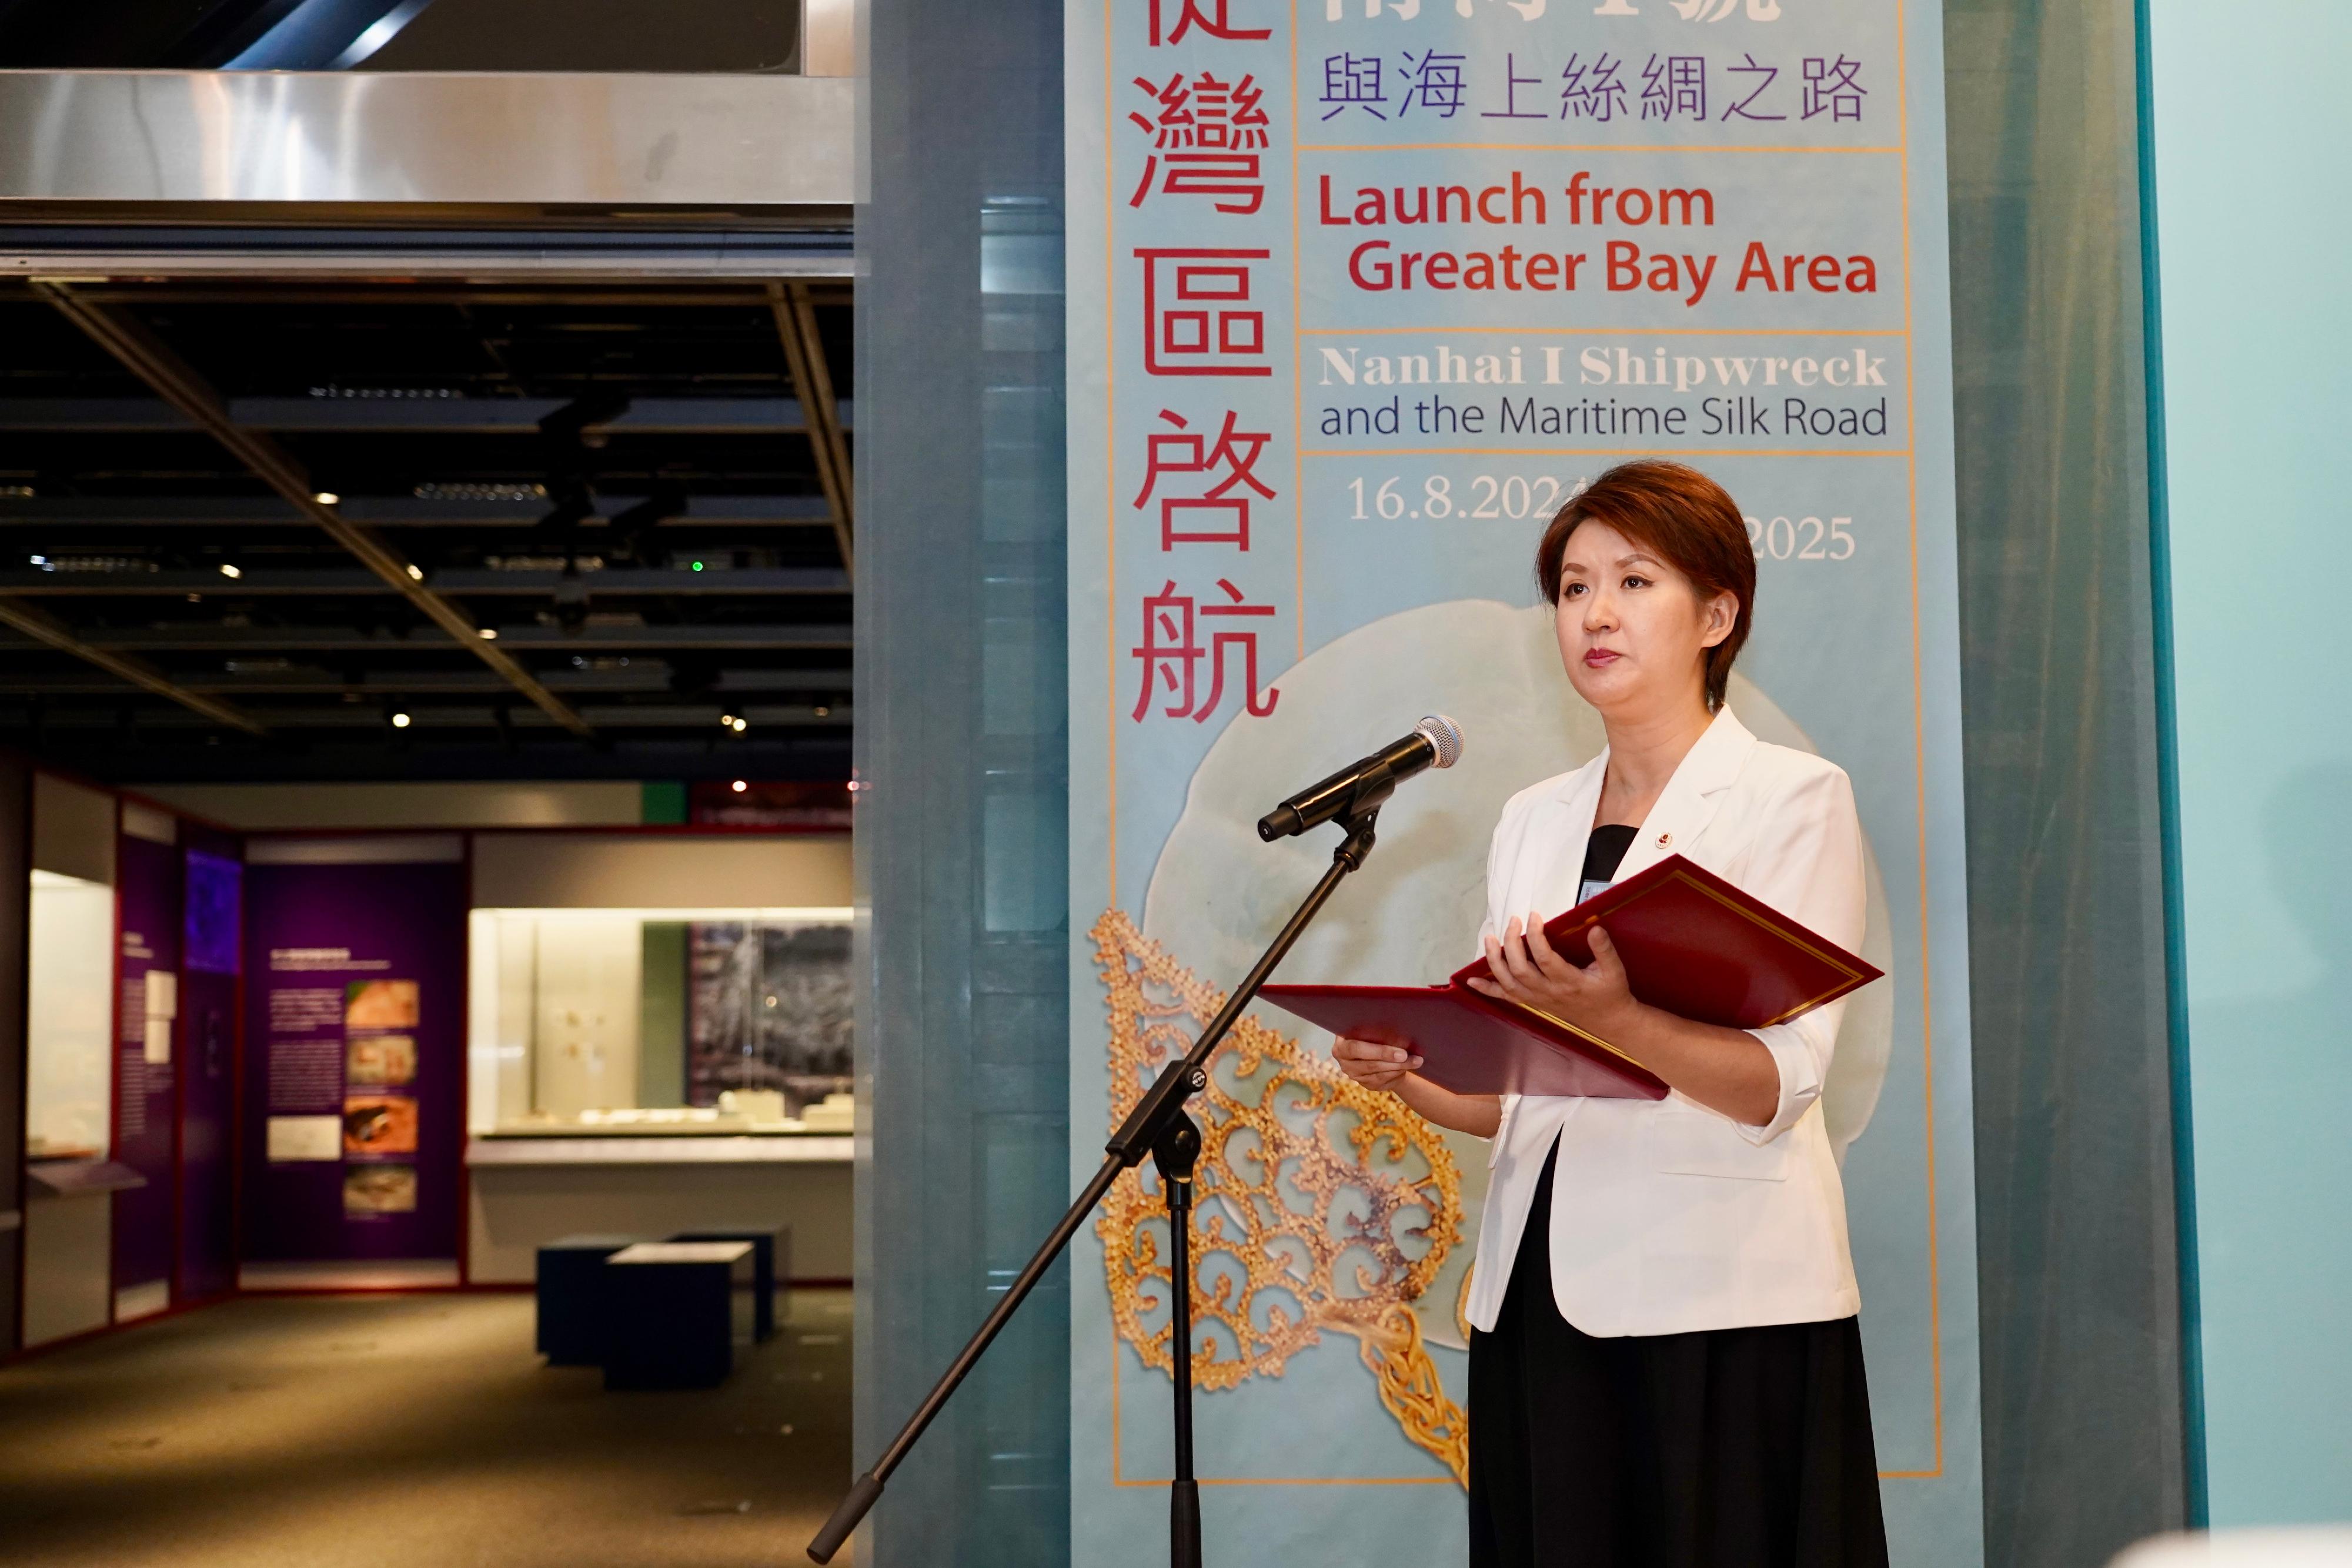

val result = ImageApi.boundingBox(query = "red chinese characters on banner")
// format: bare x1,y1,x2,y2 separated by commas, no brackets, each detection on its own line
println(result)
1124,0,1284,727
1128,71,1270,214
1131,579,1281,723
1137,248,1272,378
1133,409,1275,550
1148,0,1271,46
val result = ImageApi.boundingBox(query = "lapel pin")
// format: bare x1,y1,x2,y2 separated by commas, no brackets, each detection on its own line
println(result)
1656,832,1672,847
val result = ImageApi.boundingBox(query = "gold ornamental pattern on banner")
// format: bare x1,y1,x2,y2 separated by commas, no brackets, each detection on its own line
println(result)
1091,908,1470,1486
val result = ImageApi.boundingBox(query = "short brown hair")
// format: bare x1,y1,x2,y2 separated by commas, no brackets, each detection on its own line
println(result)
1535,460,1756,711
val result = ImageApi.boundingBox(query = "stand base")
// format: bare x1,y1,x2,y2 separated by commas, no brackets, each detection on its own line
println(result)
1172,1477,1201,1568
806,808,1382,1566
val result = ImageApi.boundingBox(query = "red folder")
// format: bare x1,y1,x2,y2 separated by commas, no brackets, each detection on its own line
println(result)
1258,854,1882,1101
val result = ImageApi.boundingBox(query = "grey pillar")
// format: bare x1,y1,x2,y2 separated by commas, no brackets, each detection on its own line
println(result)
853,0,1071,1562
1945,0,2191,1557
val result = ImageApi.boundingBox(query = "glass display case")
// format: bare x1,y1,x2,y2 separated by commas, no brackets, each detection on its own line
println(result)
26,868,118,1161
467,905,854,1137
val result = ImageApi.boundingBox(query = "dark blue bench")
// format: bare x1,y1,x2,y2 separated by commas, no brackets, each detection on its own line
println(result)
667,1223,789,1342
534,1233,636,1366
600,1241,756,1390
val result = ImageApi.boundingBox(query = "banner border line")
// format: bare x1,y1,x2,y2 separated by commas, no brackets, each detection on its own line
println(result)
1093,0,1955,1490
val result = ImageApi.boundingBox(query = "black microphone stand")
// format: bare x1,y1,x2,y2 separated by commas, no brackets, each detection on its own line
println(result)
807,802,1388,1566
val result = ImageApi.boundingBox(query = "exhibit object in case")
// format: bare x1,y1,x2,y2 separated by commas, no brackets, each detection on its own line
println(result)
470,907,854,1137
1259,854,1883,1099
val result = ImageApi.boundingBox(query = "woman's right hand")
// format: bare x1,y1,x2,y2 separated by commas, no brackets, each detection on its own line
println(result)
1331,1035,1422,1092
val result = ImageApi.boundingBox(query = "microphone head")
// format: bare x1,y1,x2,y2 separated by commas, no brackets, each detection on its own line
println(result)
1414,714,1464,769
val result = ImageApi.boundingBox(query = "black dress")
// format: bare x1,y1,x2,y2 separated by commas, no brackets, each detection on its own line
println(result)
1466,827,1890,1568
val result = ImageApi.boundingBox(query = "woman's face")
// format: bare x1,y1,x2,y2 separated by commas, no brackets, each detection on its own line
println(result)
1552,519,1736,720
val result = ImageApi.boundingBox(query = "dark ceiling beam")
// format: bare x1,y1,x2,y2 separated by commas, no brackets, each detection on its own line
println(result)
0,703,848,731
0,399,195,430
432,567,850,594
0,628,464,654
0,494,837,529
556,703,847,728
32,280,594,738
0,396,836,434
0,735,854,788
0,667,854,697
1,623,851,653
0,498,307,527
419,624,853,650
238,396,836,434
0,567,852,596
0,595,266,734
767,280,854,577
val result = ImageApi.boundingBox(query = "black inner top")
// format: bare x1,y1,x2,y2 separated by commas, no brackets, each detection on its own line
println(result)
1582,823,1639,890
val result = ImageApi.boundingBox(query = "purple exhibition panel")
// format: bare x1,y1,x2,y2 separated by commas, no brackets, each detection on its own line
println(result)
178,841,242,1300
113,827,183,1300
240,842,466,1265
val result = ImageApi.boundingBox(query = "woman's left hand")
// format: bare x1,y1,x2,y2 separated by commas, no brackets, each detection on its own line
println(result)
1464,914,1643,1040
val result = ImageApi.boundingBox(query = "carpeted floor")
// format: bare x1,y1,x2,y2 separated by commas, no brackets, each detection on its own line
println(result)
0,1288,854,1567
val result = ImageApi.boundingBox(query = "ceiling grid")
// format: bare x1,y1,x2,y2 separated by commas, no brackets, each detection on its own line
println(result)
0,273,856,780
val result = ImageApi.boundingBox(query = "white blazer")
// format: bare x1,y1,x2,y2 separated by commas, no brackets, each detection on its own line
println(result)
1461,706,1867,1338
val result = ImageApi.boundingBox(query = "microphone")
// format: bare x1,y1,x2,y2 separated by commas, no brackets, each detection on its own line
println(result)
1256,714,1464,841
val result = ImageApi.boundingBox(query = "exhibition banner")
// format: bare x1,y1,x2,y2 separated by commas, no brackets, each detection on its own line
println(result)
241,849,465,1263
1065,0,1982,1562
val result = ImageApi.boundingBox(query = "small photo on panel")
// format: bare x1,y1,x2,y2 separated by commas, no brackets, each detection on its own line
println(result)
345,979,419,1029
345,1033,417,1087
343,1164,417,1216
343,1094,419,1156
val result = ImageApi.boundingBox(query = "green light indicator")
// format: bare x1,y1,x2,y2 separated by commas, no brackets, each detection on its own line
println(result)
691,560,704,571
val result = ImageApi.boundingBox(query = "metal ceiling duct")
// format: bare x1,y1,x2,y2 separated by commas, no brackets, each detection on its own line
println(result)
0,71,852,214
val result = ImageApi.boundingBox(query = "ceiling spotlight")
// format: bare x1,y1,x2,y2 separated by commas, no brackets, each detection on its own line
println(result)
405,563,424,581
477,627,497,640
313,491,340,506
390,711,412,729
813,705,831,718
719,713,738,729
730,716,748,733
219,563,242,580
730,779,748,794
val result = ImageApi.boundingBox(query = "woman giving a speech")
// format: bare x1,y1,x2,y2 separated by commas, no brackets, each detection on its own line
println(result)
1332,460,1889,1568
